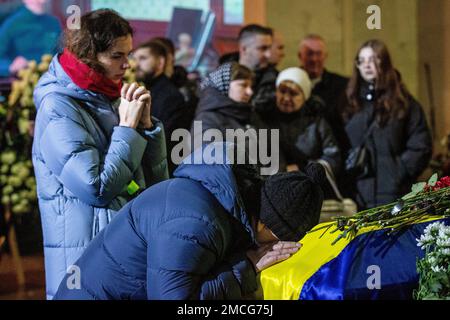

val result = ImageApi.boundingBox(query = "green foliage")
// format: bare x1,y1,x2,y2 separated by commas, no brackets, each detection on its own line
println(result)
402,182,427,200
428,173,438,186
0,56,51,217
0,154,36,215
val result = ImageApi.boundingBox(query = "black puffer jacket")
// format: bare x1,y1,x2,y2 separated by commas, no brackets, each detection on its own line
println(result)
311,69,349,154
190,86,256,162
148,74,190,175
192,86,253,134
251,65,278,114
344,82,432,209
254,96,341,176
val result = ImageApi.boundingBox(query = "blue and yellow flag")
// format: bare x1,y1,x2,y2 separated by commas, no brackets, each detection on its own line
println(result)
260,215,450,300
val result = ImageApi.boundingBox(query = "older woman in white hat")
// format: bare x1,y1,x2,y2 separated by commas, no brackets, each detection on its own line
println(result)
253,67,341,191
275,67,312,113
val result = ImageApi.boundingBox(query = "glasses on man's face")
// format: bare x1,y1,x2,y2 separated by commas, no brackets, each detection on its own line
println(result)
355,56,379,67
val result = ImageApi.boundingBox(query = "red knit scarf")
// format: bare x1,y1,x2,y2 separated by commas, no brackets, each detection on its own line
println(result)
59,48,122,100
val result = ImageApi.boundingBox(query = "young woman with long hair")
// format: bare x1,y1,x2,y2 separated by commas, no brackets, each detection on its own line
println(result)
343,39,432,210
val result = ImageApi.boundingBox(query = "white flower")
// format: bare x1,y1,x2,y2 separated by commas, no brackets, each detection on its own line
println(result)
427,255,437,265
438,227,450,239
424,222,446,238
431,265,446,273
419,222,450,249
436,237,450,248
417,234,435,249
437,248,450,256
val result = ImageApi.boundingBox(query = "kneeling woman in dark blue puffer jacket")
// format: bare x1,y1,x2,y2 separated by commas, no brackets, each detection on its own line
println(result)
54,143,327,300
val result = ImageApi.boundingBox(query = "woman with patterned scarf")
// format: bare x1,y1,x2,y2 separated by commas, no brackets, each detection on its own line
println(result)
191,62,255,138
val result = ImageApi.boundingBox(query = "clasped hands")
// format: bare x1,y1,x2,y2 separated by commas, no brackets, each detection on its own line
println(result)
118,83,152,130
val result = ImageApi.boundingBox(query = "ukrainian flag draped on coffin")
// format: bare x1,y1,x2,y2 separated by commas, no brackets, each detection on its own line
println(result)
260,215,450,300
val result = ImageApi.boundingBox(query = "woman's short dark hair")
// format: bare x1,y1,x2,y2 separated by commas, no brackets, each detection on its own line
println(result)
64,9,133,73
230,63,253,82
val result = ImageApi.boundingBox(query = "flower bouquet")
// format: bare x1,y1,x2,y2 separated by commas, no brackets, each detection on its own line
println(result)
415,221,450,299
309,174,450,245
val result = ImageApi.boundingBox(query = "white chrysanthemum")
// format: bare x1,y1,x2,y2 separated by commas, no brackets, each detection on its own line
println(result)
417,234,435,249
436,237,450,248
427,255,437,265
424,222,446,238
431,265,446,273
437,248,450,256
438,227,450,239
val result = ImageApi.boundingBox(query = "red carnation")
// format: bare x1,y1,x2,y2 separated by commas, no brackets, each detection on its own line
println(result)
439,176,450,187
433,181,445,191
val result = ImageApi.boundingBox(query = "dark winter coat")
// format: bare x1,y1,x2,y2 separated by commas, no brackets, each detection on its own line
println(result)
192,86,254,135
54,144,258,300
190,63,258,165
148,74,191,175
251,65,278,114
344,82,432,209
150,74,189,133
311,69,349,152
254,96,341,176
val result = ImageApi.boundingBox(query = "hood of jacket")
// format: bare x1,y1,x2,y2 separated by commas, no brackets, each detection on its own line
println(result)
33,53,120,137
173,142,256,243
196,86,252,123
33,53,115,111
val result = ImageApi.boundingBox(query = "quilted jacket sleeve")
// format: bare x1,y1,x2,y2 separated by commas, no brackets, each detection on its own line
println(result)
138,117,169,186
38,95,148,207
317,118,342,176
146,218,257,300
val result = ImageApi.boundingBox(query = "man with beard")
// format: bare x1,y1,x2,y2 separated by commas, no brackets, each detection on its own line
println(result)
134,40,188,175
238,24,278,114
268,31,285,68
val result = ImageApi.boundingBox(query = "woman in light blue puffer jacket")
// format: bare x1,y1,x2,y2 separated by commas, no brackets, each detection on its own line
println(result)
32,9,169,299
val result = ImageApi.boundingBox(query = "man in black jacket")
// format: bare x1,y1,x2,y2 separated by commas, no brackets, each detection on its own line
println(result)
298,34,349,151
134,40,191,175
238,24,278,114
